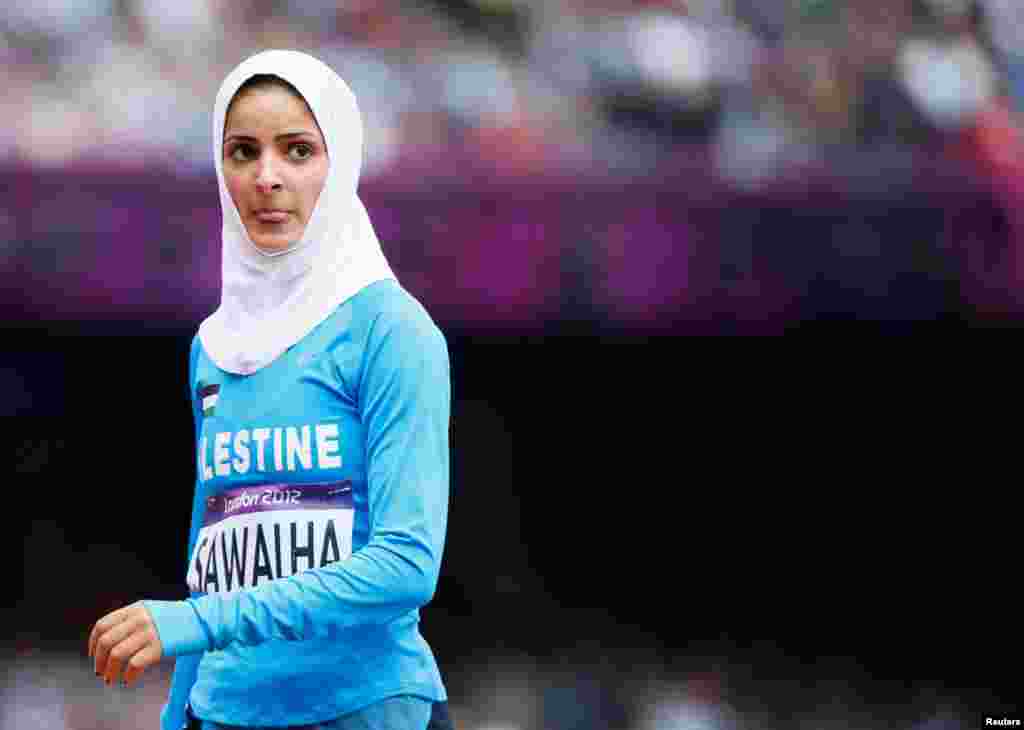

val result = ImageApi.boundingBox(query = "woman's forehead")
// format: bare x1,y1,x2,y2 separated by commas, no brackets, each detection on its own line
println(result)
224,85,323,137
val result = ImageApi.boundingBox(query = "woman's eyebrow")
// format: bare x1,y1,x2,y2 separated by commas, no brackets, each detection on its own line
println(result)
223,131,318,144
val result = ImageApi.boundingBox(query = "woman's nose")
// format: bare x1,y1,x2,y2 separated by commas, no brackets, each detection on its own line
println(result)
255,157,283,193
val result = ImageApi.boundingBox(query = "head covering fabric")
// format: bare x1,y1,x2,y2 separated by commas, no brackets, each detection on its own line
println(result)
198,49,396,375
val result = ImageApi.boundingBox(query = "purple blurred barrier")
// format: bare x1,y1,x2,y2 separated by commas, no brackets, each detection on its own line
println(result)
370,189,564,328
2,154,1019,329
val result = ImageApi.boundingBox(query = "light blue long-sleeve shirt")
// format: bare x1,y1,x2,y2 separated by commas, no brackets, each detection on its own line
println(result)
146,280,450,729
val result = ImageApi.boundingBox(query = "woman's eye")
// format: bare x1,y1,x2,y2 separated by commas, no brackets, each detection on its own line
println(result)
289,144,313,160
230,145,255,161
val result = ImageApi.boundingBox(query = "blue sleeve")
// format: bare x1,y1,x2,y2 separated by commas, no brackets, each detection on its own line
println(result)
148,312,450,655
151,336,206,730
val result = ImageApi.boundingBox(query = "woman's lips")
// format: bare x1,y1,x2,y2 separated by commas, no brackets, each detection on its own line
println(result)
255,210,290,223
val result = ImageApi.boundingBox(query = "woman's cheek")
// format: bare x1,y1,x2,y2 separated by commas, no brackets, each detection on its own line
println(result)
224,172,246,213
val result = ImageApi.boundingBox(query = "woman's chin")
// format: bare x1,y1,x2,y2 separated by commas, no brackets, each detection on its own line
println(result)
249,230,300,253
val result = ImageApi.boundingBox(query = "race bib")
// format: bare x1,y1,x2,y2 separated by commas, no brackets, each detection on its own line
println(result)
187,482,354,595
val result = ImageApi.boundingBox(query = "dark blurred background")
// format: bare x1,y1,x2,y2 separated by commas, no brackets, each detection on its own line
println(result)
3,0,1023,728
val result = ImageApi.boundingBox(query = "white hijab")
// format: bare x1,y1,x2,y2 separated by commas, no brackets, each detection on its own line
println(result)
198,49,396,375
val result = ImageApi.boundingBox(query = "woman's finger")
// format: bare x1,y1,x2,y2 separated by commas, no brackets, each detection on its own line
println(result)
102,626,152,686
93,615,145,679
89,606,122,659
88,605,133,658
122,641,162,688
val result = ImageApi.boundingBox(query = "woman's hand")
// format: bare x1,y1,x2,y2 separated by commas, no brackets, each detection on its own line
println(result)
88,601,163,687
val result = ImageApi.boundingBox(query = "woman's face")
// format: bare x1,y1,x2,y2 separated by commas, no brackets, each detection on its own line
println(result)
222,84,329,253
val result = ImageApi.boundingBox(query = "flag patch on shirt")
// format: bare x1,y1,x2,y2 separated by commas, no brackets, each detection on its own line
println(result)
198,382,220,417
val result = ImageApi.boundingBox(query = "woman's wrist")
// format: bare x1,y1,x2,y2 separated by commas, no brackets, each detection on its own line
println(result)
143,600,211,657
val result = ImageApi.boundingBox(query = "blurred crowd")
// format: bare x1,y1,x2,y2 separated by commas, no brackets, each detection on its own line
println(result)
1,0,1022,182
0,647,974,730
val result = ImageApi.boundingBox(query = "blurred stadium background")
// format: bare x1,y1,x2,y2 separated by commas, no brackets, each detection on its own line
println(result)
3,0,1022,728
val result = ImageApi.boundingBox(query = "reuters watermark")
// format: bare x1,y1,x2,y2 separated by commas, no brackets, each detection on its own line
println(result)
984,718,1021,727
